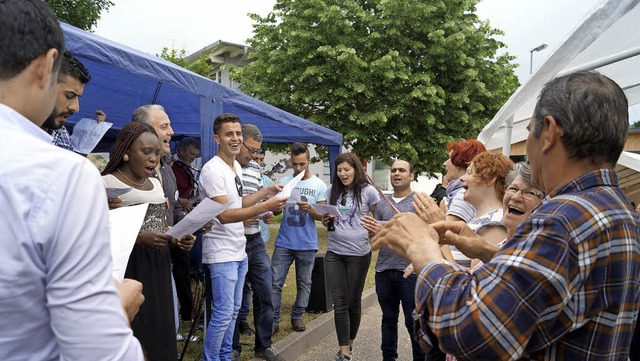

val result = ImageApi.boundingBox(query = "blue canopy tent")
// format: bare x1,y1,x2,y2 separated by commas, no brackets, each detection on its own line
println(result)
61,22,343,173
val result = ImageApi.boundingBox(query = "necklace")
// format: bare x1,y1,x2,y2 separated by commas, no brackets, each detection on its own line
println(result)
117,168,147,187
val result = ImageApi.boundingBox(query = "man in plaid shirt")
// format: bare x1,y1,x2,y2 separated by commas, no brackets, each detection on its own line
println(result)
373,71,640,360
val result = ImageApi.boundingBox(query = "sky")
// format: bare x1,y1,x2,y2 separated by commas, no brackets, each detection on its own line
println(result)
94,0,604,83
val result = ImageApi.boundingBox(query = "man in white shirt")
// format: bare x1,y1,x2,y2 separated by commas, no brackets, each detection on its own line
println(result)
0,1,144,360
198,113,286,361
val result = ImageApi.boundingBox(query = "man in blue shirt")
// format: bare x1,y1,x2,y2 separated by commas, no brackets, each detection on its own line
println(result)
271,143,328,333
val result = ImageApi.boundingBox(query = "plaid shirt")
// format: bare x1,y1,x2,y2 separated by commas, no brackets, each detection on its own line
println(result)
51,127,74,151
415,169,640,360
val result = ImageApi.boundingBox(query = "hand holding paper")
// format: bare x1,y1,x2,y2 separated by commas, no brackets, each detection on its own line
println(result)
165,198,228,239
70,117,113,154
276,171,305,198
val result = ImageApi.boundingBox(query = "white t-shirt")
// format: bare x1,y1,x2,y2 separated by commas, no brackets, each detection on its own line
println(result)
198,155,246,263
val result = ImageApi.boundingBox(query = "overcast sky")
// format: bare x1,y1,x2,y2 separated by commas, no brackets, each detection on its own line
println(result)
94,0,605,83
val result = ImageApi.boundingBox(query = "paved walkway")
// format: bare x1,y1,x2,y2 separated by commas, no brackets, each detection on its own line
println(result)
249,288,416,361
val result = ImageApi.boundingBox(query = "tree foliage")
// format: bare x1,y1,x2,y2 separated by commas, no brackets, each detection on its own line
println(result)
47,0,114,31
233,0,519,174
158,47,214,79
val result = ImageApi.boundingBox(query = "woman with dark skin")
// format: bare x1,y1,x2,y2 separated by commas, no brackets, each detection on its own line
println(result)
102,122,194,361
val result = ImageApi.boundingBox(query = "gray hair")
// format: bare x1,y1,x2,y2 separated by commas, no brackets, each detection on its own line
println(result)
132,104,165,124
241,124,263,142
505,162,533,188
532,71,628,165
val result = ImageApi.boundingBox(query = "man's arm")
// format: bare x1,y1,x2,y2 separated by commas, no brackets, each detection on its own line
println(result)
373,213,574,359
45,160,143,360
214,193,286,224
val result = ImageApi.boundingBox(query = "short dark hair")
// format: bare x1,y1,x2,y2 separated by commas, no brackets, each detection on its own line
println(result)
213,113,241,135
59,51,91,84
0,0,64,80
178,137,200,152
291,142,310,158
532,71,629,165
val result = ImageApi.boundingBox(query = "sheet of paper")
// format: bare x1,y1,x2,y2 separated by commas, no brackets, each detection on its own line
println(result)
106,187,132,199
311,203,340,217
276,171,305,198
70,118,113,154
165,198,228,239
109,203,148,283
285,188,301,207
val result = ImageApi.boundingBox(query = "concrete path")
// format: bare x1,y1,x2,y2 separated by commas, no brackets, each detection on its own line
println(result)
249,288,416,361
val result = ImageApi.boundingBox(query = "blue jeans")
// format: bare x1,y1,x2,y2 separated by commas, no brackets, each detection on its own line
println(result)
271,246,316,324
375,270,425,361
203,257,248,361
233,234,274,352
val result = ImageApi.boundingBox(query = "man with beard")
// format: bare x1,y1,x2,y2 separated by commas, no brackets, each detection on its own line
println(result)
41,50,106,151
271,142,327,334
361,160,426,361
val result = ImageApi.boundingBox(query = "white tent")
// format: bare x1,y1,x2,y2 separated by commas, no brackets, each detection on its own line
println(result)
477,0,640,201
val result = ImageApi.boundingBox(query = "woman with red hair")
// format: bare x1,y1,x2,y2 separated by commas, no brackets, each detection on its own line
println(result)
443,139,486,222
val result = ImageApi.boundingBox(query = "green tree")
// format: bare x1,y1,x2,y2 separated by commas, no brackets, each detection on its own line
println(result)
631,120,640,129
158,47,214,78
233,0,519,174
47,0,114,31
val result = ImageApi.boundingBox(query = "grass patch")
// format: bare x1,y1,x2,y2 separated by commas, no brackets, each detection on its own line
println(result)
177,221,378,361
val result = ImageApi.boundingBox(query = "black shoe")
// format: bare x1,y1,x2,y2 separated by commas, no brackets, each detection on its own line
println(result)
291,318,306,332
256,346,285,361
272,323,279,335
238,319,254,335
232,350,241,361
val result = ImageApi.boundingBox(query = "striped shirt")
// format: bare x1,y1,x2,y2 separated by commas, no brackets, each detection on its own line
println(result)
414,169,640,360
242,160,263,235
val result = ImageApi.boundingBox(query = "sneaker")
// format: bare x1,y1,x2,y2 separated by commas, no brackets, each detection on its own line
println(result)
291,318,306,332
272,323,279,335
238,319,255,335
256,346,285,361
176,333,184,341
335,353,351,361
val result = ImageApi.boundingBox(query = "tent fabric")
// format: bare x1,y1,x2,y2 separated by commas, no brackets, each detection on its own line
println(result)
477,0,640,172
61,22,343,170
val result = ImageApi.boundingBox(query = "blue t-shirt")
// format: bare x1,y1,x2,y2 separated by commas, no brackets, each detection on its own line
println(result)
274,174,328,250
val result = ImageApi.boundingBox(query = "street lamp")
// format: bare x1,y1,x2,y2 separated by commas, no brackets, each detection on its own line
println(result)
529,43,548,74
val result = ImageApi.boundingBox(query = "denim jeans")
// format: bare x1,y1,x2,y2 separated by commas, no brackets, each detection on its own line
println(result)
238,279,252,322
203,257,248,361
325,250,371,346
271,246,316,324
375,270,425,361
233,234,274,353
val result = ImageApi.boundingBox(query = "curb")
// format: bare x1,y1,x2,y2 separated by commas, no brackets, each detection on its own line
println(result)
249,288,378,361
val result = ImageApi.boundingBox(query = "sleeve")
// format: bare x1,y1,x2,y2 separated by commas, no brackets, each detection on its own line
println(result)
446,191,475,223
366,184,381,207
325,184,332,205
199,163,228,199
316,179,328,202
172,164,191,199
414,216,574,360
39,160,144,360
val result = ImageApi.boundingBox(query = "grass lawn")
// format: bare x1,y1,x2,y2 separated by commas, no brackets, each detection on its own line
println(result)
177,221,378,361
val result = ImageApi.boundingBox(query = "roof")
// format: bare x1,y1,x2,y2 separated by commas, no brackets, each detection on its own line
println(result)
61,22,343,165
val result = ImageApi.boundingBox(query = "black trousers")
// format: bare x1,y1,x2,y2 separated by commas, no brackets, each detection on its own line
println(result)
170,245,193,320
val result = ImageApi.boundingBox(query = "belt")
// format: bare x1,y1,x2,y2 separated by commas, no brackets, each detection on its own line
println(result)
245,233,261,241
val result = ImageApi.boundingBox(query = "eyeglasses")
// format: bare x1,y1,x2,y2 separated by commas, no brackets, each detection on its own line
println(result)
235,175,243,197
505,185,544,201
242,143,262,155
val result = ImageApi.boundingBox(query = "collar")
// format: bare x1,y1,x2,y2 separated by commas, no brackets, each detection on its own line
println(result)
0,103,52,143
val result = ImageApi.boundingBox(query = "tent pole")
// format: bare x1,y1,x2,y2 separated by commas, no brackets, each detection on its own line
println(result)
503,115,514,157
